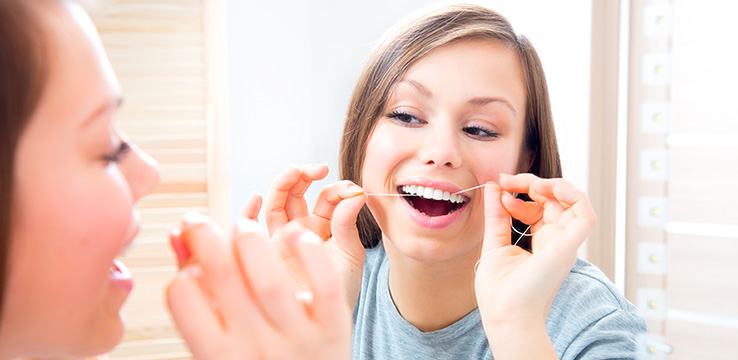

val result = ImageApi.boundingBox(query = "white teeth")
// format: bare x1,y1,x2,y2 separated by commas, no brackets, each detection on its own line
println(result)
400,185,467,204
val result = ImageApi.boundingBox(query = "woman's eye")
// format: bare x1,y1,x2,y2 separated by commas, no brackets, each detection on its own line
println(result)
388,110,424,125
463,126,498,139
104,141,131,164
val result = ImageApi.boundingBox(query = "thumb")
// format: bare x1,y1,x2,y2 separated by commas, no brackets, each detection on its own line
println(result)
482,182,512,254
331,194,367,266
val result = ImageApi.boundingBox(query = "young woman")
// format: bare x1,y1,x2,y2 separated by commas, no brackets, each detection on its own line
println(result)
0,0,351,358
264,4,647,359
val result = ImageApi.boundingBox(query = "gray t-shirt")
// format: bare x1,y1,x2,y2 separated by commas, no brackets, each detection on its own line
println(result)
352,243,647,359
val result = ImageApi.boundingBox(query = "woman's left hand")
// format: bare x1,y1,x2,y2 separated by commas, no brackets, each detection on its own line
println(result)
167,200,352,359
474,174,596,349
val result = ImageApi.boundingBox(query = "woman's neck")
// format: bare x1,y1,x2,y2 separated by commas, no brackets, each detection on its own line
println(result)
383,238,480,332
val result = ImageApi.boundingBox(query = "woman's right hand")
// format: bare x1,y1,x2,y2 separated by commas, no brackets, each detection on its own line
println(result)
263,164,367,308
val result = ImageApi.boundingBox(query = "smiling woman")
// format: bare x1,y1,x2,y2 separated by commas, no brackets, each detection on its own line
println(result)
0,0,160,358
261,4,648,359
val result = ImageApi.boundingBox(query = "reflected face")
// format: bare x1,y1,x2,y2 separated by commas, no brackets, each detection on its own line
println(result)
361,39,527,263
1,1,159,357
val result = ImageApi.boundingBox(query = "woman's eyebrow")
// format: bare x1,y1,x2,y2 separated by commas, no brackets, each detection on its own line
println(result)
80,96,124,129
467,97,518,117
401,79,433,98
399,79,517,116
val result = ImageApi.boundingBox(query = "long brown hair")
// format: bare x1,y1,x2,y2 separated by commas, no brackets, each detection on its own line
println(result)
338,4,562,248
0,0,48,322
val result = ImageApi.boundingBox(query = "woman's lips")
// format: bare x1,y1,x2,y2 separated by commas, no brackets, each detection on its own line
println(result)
110,221,138,294
110,258,133,293
396,179,472,228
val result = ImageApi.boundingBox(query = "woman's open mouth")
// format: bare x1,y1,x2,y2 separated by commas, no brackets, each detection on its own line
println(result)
399,184,470,217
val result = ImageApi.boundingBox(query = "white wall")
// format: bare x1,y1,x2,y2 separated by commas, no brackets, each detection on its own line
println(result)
226,0,592,221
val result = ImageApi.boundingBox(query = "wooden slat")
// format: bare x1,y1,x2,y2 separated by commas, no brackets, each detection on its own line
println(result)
138,193,208,209
670,1,738,134
665,319,738,360
667,234,738,318
132,135,205,150
110,338,190,358
92,1,206,358
668,147,738,224
144,149,207,164
100,33,204,48
153,182,207,194
118,108,206,121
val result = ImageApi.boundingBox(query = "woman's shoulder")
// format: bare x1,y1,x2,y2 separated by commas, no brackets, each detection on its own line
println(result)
565,258,630,308
549,258,647,333
547,259,648,358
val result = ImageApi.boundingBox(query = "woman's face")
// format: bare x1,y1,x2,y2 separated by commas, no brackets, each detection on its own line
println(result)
362,39,527,264
1,1,159,357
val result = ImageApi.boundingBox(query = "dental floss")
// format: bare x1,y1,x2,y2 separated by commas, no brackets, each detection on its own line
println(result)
364,193,412,196
453,183,488,194
474,223,531,275
364,183,489,197
364,183,537,273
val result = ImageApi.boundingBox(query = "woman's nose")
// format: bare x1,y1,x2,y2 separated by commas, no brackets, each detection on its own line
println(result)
124,143,161,200
417,123,462,168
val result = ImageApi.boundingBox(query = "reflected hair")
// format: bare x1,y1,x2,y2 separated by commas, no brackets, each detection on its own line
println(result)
338,3,562,248
0,0,49,322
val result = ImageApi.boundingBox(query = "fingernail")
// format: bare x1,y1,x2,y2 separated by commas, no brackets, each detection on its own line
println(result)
299,231,322,245
499,173,511,179
348,184,364,195
235,217,262,234
180,263,202,278
182,211,206,225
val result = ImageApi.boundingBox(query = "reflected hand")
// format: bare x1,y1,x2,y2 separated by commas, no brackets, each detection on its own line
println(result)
167,209,351,359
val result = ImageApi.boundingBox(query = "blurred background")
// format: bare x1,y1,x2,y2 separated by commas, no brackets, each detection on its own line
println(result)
90,0,738,358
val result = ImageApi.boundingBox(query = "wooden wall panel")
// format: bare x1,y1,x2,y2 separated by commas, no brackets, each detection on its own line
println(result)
91,0,210,358
665,320,738,360
626,0,738,358
667,234,738,317
668,147,738,224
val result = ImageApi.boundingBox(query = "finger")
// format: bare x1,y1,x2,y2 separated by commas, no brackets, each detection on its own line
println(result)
330,193,367,267
530,179,571,223
167,265,228,359
169,228,189,268
179,212,258,334
241,191,263,221
233,218,307,332
498,173,539,195
284,164,330,219
327,192,367,307
552,184,597,244
500,192,543,225
289,231,351,333
264,165,303,235
312,181,364,222
481,182,512,254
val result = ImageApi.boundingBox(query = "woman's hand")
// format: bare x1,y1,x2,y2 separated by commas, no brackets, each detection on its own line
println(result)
474,173,596,359
166,200,352,359
263,164,367,308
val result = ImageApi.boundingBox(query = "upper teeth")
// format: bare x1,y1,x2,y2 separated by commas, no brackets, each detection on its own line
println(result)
401,185,467,204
